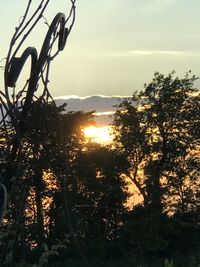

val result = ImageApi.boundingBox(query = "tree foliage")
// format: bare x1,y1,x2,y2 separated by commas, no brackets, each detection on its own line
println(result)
0,102,128,265
0,72,199,267
113,71,200,215
112,71,200,262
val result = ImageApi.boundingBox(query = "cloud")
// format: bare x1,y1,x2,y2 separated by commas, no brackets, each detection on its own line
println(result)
94,111,115,116
53,95,130,101
130,50,191,56
54,95,131,113
54,95,134,126
109,50,197,58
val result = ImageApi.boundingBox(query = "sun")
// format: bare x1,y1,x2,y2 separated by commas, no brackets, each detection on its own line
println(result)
83,126,113,144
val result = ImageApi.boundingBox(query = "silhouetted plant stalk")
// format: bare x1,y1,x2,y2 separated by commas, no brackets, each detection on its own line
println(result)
0,0,76,223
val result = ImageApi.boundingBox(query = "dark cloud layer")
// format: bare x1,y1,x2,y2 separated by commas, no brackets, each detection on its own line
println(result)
54,95,130,113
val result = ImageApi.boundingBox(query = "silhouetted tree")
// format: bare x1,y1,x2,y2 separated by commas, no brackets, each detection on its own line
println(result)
112,71,200,260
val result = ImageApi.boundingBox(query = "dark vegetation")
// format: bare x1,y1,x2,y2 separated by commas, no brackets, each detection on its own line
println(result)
0,72,199,266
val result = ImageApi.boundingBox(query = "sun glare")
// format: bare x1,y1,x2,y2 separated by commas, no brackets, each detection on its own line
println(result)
83,126,113,144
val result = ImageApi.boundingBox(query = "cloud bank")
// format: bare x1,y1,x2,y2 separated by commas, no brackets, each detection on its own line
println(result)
109,50,199,58
54,95,131,126
54,95,130,113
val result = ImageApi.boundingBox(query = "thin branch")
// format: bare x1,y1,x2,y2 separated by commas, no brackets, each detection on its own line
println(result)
4,1,49,113
8,0,50,64
15,0,33,40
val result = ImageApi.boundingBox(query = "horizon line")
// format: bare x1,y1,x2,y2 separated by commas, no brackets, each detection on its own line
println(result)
53,94,132,100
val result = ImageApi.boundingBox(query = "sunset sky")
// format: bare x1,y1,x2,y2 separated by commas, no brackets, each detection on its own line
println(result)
1,0,200,97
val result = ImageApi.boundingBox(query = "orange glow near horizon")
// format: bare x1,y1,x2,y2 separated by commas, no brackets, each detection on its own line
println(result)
83,125,113,144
